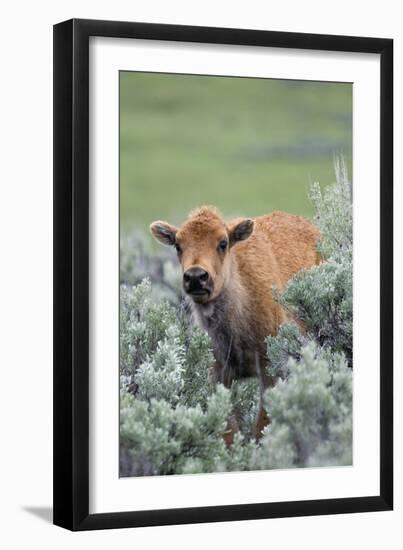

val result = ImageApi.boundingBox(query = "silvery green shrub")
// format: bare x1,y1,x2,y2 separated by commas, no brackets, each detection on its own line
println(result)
120,279,214,409
267,158,353,372
120,385,234,476
251,342,352,470
120,231,182,305
310,156,352,261
276,257,352,363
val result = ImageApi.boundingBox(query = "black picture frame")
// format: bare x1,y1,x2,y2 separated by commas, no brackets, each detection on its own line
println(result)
53,18,393,531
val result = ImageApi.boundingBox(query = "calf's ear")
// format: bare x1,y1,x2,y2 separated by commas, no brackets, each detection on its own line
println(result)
149,221,178,246
229,218,254,246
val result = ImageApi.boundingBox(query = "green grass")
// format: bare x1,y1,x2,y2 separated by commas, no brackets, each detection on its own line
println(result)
120,72,352,229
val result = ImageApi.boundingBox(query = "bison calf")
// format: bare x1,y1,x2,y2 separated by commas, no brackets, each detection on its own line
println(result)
150,206,320,440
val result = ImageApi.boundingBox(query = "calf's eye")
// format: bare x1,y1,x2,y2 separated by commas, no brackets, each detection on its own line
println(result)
218,240,228,252
174,243,182,254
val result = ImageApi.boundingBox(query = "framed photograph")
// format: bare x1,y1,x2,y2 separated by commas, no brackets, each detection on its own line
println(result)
53,19,393,530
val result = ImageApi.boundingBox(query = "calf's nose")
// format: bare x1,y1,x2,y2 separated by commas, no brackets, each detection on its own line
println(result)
183,267,209,290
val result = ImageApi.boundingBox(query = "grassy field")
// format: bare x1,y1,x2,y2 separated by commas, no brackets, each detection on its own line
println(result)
120,72,352,230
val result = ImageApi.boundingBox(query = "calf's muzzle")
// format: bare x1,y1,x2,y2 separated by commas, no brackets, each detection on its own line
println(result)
183,267,210,298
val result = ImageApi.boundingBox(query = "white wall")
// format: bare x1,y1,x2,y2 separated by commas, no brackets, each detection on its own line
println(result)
0,1,400,547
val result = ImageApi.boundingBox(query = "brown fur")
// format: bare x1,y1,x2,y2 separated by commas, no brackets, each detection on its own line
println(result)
150,206,320,440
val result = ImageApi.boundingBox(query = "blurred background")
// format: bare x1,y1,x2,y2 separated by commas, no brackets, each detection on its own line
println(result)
120,71,352,231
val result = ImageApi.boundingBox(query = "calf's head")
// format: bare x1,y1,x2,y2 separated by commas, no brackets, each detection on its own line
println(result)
150,207,254,304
